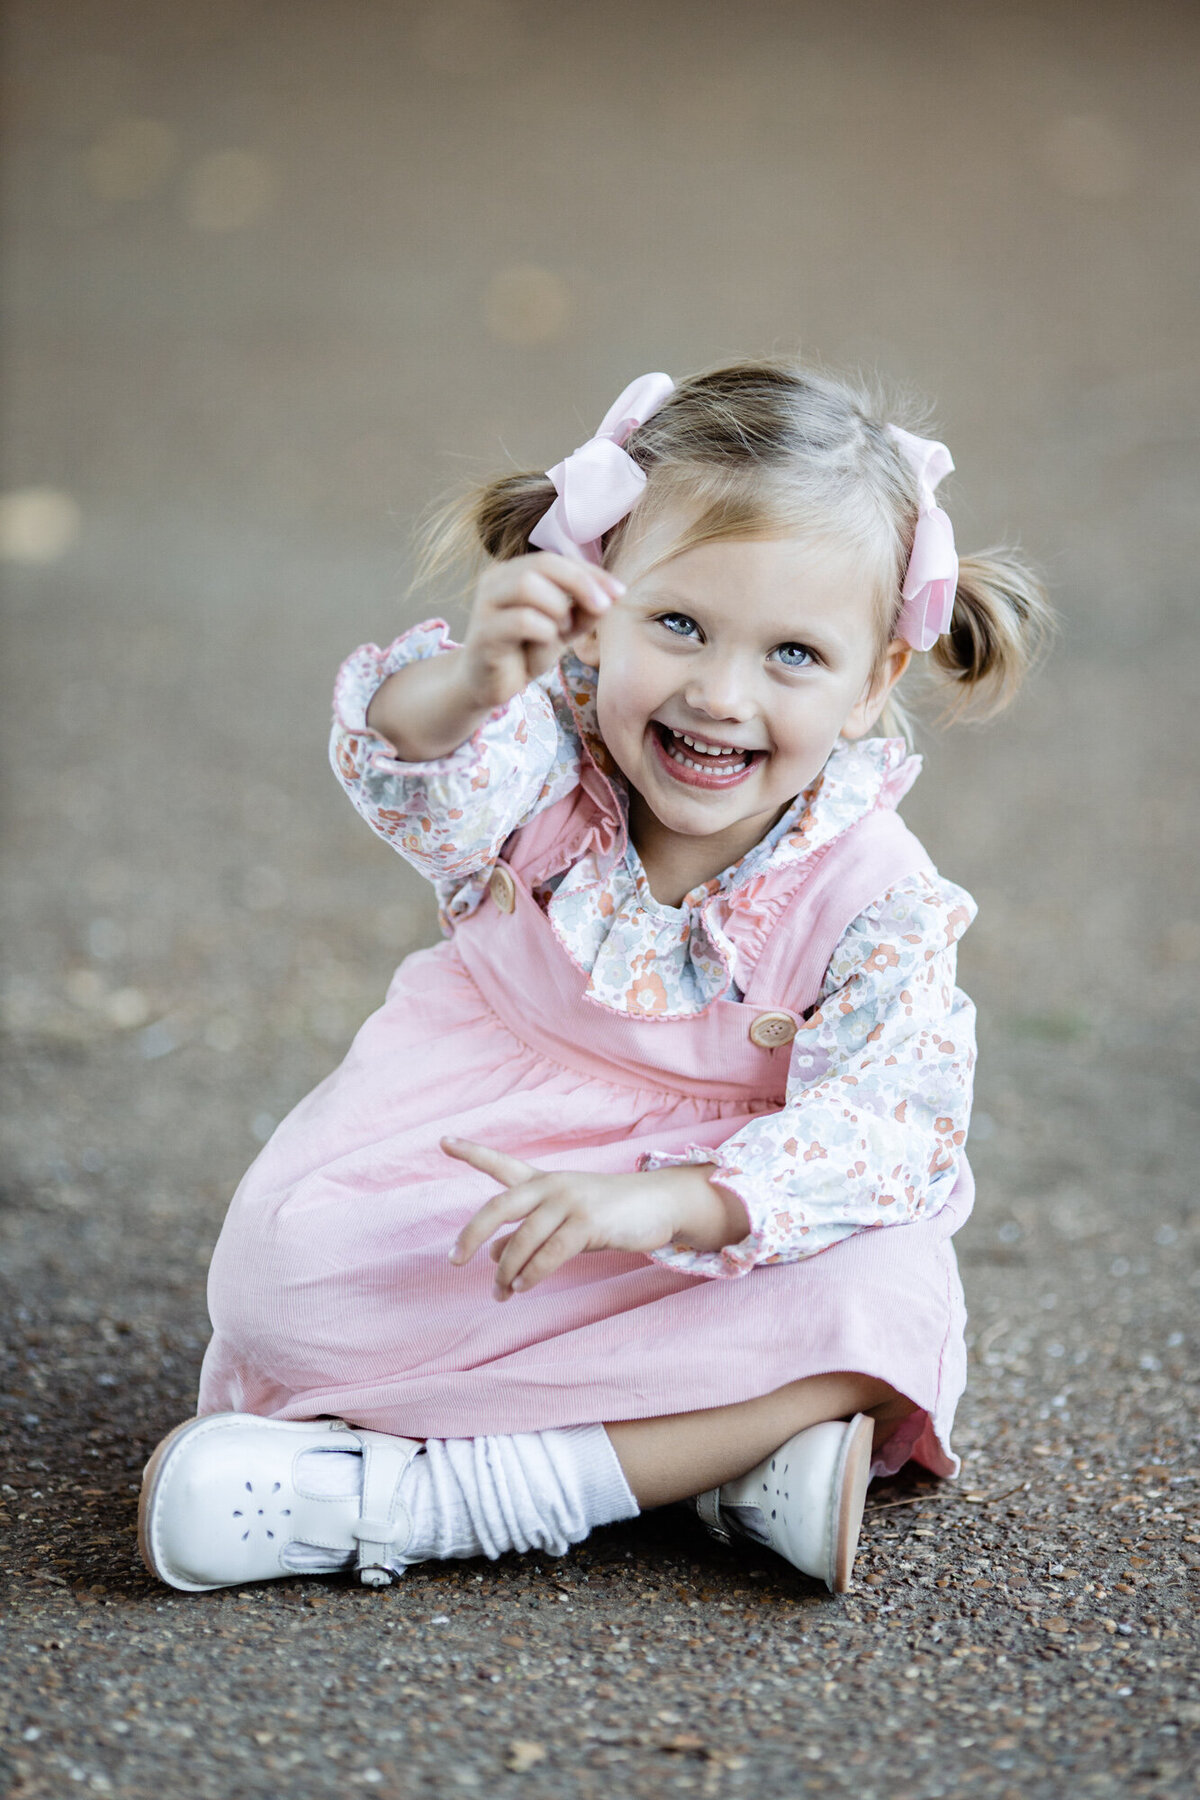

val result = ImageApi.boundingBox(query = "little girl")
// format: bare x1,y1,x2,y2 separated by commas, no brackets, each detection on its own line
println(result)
139,359,1050,1596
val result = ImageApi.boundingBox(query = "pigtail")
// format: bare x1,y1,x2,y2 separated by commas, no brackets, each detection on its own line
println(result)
471,471,560,562
926,549,1056,724
409,469,559,595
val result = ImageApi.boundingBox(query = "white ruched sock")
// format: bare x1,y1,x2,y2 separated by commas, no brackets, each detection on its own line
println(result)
285,1425,639,1573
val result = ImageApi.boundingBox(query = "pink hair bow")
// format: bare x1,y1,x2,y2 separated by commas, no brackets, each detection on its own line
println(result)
528,372,675,565
888,425,959,652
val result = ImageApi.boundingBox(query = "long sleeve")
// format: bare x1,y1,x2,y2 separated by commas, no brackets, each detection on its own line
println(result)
330,620,581,925
641,871,978,1278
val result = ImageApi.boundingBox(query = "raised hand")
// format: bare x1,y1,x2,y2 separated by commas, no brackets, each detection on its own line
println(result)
460,553,624,712
366,553,623,760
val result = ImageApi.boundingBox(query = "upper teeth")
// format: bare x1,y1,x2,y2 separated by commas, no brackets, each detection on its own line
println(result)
671,731,744,757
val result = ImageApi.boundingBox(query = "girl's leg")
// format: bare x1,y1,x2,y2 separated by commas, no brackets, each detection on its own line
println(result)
140,1374,913,1591
605,1371,912,1509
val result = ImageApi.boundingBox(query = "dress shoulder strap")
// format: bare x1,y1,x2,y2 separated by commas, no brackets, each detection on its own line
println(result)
745,808,936,1017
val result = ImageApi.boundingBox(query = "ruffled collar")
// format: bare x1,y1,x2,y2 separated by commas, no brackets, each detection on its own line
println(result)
533,653,923,1019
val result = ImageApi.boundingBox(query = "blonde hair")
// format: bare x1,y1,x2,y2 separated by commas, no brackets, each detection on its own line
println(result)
413,355,1055,740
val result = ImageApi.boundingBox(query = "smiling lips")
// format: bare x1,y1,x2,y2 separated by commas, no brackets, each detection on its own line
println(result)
650,723,765,790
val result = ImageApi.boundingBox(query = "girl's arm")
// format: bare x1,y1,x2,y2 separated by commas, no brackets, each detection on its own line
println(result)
331,621,565,889
331,555,622,899
363,640,494,763
640,871,978,1278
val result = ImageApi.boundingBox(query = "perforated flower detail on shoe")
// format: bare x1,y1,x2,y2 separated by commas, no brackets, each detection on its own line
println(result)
230,1478,292,1545
761,1453,793,1522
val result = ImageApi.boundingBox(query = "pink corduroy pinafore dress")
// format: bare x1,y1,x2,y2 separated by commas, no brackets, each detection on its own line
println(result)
199,781,973,1479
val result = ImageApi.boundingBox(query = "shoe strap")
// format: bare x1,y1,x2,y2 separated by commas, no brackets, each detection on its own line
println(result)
693,1486,731,1544
348,1429,424,1587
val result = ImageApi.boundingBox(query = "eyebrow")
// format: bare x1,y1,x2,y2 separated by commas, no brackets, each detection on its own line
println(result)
638,586,852,657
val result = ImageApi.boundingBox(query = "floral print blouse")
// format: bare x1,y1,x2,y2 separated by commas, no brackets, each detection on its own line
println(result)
331,620,978,1279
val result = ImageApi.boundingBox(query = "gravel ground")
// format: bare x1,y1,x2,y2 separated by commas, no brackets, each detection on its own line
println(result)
2,3,1198,1796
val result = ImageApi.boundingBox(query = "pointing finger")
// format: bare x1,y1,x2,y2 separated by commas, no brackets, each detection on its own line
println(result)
441,1136,539,1187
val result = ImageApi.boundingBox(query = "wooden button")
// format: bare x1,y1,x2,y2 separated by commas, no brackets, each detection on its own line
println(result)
749,1010,797,1050
488,865,517,914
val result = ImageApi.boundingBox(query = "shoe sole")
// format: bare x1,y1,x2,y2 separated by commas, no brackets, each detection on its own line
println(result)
830,1412,874,1593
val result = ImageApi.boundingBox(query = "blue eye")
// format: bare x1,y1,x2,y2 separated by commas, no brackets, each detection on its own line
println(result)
658,612,700,639
773,643,815,669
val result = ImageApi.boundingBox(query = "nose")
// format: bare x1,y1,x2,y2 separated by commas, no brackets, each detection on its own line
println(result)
683,654,757,724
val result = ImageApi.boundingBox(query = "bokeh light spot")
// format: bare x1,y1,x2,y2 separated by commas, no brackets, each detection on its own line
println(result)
82,118,177,202
104,987,151,1030
483,266,572,346
415,0,520,76
0,487,82,564
185,150,276,233
1044,115,1137,199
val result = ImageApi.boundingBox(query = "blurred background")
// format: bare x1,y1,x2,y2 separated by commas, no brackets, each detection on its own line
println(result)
3,0,1198,1440
3,6,1199,1794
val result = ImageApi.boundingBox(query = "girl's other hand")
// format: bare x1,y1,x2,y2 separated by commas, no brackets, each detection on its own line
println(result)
461,555,625,712
442,1136,748,1300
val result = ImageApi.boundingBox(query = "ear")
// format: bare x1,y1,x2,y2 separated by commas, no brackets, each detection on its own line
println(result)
840,639,912,740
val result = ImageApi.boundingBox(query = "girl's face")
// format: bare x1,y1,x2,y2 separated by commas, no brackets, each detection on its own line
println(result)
581,511,911,866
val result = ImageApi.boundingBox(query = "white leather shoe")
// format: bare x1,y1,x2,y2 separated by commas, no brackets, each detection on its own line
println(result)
138,1413,424,1592
692,1413,874,1593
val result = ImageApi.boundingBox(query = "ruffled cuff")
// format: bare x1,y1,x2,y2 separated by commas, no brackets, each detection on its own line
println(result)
331,618,514,778
637,1145,766,1280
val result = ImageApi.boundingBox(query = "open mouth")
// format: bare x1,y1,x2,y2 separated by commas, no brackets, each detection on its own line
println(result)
649,723,765,789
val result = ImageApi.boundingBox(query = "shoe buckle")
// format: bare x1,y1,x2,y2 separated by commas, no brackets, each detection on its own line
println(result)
359,1563,398,1588
692,1488,732,1545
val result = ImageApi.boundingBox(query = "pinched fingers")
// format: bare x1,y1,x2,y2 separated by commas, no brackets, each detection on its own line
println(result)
482,557,623,630
465,558,626,700
489,603,566,648
517,554,625,616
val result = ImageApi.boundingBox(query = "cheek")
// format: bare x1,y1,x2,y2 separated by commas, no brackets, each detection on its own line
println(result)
595,679,636,751
769,690,849,759
597,662,658,741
